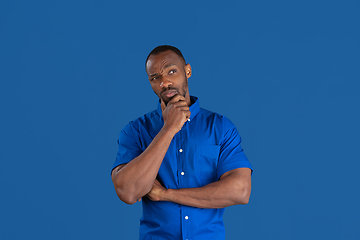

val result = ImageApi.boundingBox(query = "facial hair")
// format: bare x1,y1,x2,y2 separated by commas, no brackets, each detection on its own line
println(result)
159,77,188,106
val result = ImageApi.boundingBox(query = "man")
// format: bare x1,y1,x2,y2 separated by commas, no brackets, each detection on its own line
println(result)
111,45,252,240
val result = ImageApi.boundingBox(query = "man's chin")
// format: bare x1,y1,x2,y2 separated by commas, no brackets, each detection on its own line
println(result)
159,91,186,105
161,94,177,105
162,97,171,106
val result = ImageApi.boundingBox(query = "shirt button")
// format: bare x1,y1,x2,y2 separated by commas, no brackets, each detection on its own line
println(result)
179,149,183,153
185,216,189,220
181,172,185,176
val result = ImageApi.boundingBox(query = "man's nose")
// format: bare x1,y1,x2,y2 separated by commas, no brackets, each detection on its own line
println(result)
160,78,172,88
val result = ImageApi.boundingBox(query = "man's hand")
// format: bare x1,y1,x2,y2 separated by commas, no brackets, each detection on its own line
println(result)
146,179,167,202
161,95,190,134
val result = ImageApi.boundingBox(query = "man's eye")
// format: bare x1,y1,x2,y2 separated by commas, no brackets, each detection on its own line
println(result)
169,70,176,74
151,76,158,81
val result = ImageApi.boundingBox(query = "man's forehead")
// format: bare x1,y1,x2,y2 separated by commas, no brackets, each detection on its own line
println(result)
146,50,184,73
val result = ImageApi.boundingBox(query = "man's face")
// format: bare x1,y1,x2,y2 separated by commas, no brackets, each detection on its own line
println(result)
146,50,192,106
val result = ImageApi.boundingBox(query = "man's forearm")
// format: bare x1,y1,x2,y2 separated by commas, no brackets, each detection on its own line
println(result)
150,168,252,208
112,95,191,204
112,127,175,204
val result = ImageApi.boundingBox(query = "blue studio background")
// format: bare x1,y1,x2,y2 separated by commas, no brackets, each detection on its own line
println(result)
1,1,359,239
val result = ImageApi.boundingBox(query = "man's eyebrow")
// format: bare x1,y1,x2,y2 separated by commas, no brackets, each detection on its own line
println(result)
149,64,176,78
164,64,175,69
149,73,158,78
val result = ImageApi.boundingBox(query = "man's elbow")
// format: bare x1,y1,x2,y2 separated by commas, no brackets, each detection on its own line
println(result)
235,186,251,205
111,168,141,204
120,196,138,205
115,188,140,205
238,194,250,205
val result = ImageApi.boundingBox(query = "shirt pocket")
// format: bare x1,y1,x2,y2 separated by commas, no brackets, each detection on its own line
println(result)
194,144,220,185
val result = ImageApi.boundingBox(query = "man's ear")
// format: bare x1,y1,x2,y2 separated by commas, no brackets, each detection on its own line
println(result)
185,63,192,78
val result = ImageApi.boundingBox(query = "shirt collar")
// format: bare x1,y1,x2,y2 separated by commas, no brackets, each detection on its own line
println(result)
157,96,200,121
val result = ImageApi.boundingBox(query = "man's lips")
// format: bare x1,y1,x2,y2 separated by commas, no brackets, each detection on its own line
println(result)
162,90,177,98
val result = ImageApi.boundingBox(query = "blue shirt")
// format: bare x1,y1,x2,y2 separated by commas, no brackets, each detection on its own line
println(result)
112,96,252,240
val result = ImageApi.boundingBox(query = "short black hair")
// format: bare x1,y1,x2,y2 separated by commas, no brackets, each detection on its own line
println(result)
145,45,186,68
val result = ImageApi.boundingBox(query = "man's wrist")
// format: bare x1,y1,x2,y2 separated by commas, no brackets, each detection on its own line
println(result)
160,125,178,137
162,188,174,202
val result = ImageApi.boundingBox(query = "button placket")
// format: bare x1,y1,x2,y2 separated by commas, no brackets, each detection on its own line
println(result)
177,129,185,187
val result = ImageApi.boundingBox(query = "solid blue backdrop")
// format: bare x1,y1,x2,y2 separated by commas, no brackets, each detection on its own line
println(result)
1,1,359,239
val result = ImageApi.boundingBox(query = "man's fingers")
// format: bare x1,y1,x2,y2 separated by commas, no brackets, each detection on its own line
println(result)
177,106,190,112
184,110,191,119
172,101,189,108
161,94,185,111
177,108,191,119
168,94,186,105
